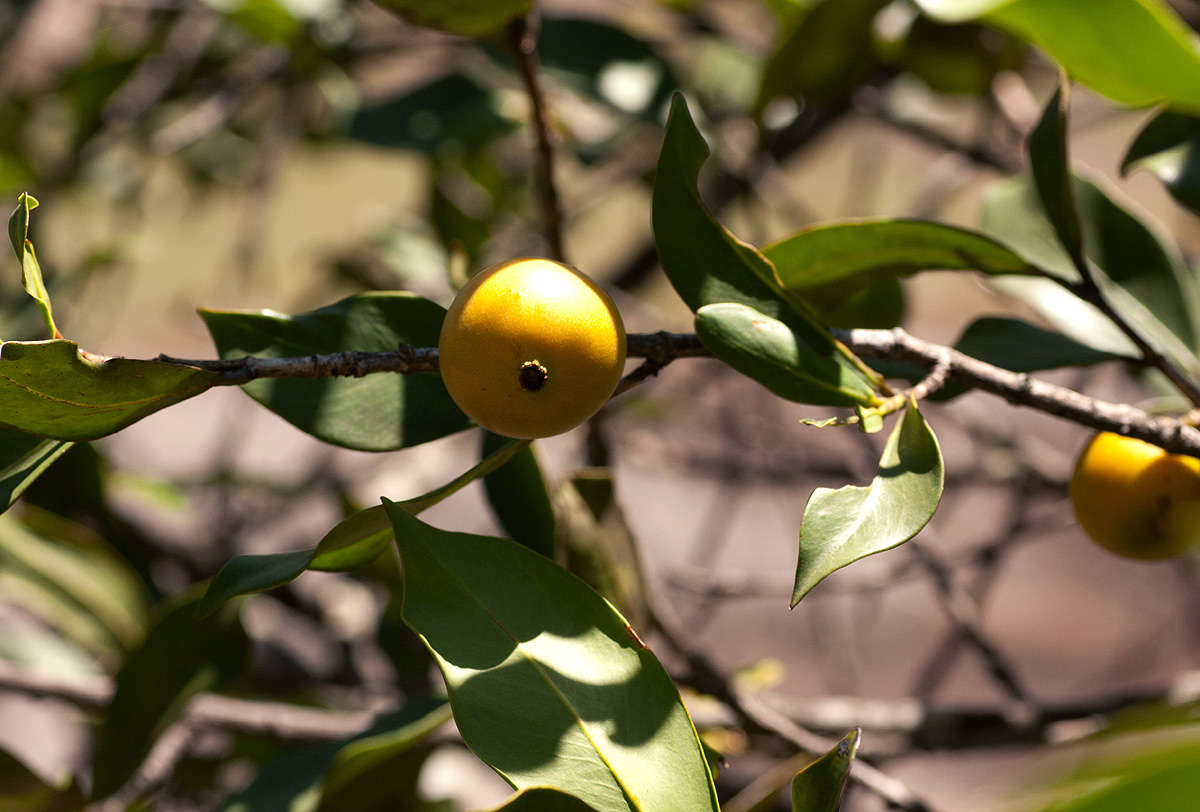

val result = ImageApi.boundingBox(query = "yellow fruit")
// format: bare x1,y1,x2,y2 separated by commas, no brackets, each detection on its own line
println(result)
1069,431,1200,560
438,258,626,439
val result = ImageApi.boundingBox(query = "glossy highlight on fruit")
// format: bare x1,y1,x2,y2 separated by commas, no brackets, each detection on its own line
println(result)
438,258,627,439
1070,431,1200,560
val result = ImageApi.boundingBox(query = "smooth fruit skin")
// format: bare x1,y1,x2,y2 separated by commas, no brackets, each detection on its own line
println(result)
1070,432,1200,560
438,258,626,439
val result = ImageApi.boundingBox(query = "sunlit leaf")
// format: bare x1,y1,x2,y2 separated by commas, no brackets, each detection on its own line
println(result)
915,0,1200,112
695,303,879,407
91,594,249,800
1121,110,1200,217
0,340,217,440
791,729,860,812
791,401,943,605
385,501,721,811
7,193,57,339
200,293,468,451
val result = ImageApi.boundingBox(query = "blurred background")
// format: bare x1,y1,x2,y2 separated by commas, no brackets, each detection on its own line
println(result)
0,0,1199,809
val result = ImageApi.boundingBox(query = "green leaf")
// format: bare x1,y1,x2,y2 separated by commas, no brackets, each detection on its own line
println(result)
915,0,1200,112
1034,740,1200,812
1121,110,1200,218
485,788,601,811
197,437,533,616
0,428,72,512
791,730,860,812
695,303,879,408
385,501,721,812
1028,83,1085,272
482,431,556,558
797,275,906,329
652,94,882,397
7,193,57,339
885,17,1022,96
200,293,469,451
220,698,450,812
369,0,530,36
791,400,943,606
764,218,1038,289
756,0,887,111
0,340,217,441
91,594,249,800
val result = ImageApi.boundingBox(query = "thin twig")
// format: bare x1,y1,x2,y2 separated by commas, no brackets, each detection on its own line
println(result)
508,12,566,262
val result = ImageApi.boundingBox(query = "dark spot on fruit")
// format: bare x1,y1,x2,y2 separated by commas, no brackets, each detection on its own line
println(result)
519,360,548,392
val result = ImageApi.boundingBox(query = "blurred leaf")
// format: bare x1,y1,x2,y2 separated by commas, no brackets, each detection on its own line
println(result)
764,219,1038,288
0,429,72,512
482,430,555,559
696,303,879,407
556,468,651,632
1028,84,1085,272
222,0,303,44
221,697,450,812
431,151,513,262
92,594,249,800
370,0,530,36
651,94,883,398
0,749,85,812
0,513,147,652
350,74,515,155
791,400,943,605
1034,739,1200,812
200,292,469,451
791,730,859,812
198,437,531,616
484,788,601,811
887,17,1021,95
756,0,888,111
1122,109,1200,217
0,340,217,440
7,193,57,339
915,0,1200,112
385,501,721,811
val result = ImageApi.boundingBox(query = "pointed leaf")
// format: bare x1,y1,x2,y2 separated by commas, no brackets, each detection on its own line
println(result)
1121,109,1200,218
1028,83,1085,272
201,293,468,451
369,0,530,36
0,428,72,511
791,729,860,812
385,501,720,812
485,788,601,811
765,219,1036,288
792,401,943,606
0,340,218,440
482,430,555,559
695,303,879,407
92,594,249,800
7,193,57,339
651,94,882,395
915,0,1200,112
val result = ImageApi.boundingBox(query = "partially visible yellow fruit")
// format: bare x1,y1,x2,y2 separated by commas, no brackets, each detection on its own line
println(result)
1069,431,1200,560
438,258,626,439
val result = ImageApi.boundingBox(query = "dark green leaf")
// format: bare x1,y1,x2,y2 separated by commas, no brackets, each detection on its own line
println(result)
798,275,905,329
916,0,1200,112
196,550,314,619
370,0,530,36
0,340,217,441
482,430,555,558
1121,110,1200,218
791,401,943,606
92,594,249,800
764,219,1037,289
200,293,469,451
696,303,879,408
791,730,860,812
1028,83,1086,273
0,428,72,512
484,788,601,811
0,748,85,812
7,193,57,339
652,94,882,396
385,501,721,811
756,0,888,111
221,697,450,812
886,17,1021,95
1034,740,1200,812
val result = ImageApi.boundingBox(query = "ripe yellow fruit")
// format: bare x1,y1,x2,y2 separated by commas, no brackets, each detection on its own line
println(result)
1069,431,1200,560
438,258,626,439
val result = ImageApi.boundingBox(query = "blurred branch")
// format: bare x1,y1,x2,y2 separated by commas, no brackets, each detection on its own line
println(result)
508,11,566,263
